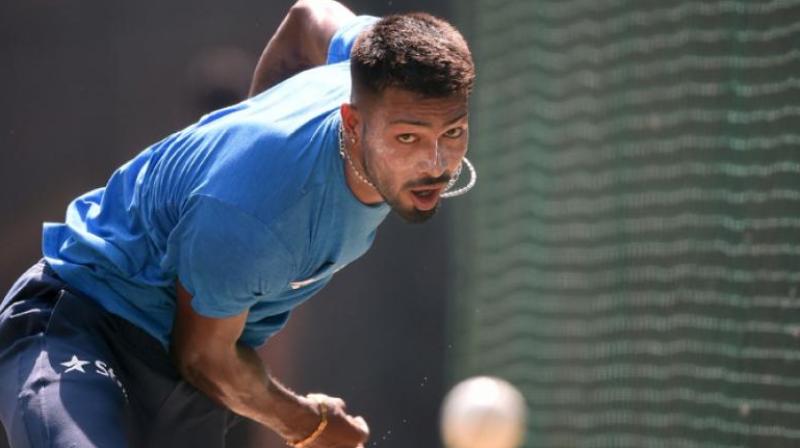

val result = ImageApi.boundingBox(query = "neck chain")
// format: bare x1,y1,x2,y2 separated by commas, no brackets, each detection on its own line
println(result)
339,124,376,189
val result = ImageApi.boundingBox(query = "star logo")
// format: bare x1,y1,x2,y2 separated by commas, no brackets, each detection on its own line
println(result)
61,355,90,373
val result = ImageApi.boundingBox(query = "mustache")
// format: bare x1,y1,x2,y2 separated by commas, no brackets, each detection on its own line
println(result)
403,172,452,190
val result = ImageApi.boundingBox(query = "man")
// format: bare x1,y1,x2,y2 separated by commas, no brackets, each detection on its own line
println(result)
0,0,475,446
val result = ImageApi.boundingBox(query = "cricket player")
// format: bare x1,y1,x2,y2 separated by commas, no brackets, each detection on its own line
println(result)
0,0,475,446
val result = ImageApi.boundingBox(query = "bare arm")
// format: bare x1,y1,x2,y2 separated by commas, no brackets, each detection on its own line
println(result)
248,0,356,97
171,281,369,446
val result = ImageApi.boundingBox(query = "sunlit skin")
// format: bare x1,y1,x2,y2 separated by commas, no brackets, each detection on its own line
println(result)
340,87,469,223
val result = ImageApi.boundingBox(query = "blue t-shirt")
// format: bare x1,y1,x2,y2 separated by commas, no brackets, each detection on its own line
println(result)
42,15,387,349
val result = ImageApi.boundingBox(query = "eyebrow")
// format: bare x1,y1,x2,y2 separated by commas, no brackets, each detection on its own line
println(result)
388,111,468,127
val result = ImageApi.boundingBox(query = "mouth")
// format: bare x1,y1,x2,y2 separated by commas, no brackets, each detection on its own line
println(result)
409,185,445,211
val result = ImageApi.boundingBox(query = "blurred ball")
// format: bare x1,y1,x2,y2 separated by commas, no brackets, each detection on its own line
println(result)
440,376,527,448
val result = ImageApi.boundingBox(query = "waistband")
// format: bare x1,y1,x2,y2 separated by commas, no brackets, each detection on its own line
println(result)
6,259,175,374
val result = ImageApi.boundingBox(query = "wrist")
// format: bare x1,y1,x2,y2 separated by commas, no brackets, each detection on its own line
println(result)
286,398,328,447
264,381,322,441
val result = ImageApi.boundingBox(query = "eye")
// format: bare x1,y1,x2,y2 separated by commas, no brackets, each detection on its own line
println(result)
444,127,465,138
396,133,418,144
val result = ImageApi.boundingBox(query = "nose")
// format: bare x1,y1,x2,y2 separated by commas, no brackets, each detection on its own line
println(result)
417,141,449,177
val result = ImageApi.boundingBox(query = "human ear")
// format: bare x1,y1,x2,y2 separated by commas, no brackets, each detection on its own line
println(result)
339,103,361,143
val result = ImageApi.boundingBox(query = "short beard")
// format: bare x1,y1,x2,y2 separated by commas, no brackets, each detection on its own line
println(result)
365,164,445,224
367,169,440,223
388,194,440,223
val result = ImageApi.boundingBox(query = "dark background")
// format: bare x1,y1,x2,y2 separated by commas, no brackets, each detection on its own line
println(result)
1,1,458,446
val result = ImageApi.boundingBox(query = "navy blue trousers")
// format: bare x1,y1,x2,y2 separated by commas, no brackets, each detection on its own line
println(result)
0,261,243,447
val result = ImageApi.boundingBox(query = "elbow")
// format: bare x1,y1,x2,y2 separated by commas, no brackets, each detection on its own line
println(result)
172,348,234,407
288,0,314,17
171,341,224,387
287,0,323,32
171,345,206,383
275,0,324,68
288,0,352,28
286,0,355,60
288,0,328,18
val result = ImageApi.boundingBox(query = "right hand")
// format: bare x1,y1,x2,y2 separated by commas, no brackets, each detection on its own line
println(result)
302,393,370,448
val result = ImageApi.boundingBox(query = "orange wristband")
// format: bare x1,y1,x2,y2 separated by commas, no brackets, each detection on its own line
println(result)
288,400,328,448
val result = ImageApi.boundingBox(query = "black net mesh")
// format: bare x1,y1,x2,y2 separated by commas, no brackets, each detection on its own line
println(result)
450,1,800,446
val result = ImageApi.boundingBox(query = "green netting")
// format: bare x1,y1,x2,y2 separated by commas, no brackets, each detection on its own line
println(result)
449,1,800,446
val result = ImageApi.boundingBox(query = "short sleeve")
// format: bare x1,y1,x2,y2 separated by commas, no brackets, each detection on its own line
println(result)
326,15,380,65
163,195,294,318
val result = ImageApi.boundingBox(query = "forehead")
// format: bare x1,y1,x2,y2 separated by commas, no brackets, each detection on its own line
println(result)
369,87,468,126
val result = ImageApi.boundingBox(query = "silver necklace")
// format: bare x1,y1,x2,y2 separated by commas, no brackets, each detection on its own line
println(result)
339,124,376,189
337,124,476,198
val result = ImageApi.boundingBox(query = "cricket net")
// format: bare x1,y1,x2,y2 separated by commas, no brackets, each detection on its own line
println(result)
449,1,800,446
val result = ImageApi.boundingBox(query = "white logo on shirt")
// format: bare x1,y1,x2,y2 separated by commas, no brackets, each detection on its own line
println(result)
289,277,321,289
289,265,345,289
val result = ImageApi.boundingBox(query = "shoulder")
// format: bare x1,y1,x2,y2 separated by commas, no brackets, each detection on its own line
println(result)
191,109,340,221
247,61,352,111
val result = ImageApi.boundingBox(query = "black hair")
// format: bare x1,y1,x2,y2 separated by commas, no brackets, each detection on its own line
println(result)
350,13,475,99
